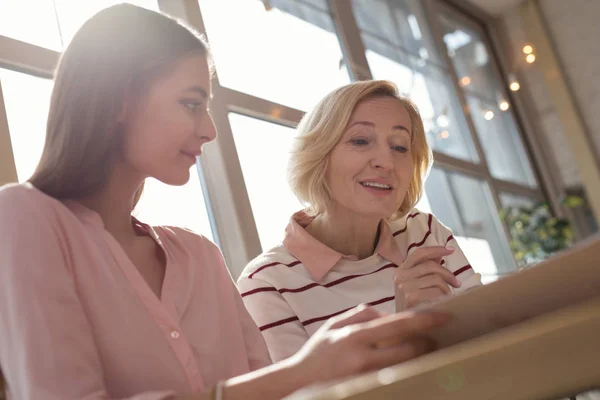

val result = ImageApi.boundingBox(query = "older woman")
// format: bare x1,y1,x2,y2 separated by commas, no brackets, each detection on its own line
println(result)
238,80,482,362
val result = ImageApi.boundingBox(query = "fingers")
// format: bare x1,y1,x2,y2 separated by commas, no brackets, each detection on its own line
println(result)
415,275,452,295
351,311,451,345
365,337,436,371
397,285,447,310
401,246,454,270
326,304,384,330
396,261,461,288
407,287,448,307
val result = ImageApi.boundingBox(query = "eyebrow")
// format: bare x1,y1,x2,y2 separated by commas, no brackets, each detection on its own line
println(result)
185,86,211,100
348,120,410,133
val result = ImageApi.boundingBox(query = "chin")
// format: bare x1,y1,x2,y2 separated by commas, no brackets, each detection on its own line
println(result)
155,169,191,187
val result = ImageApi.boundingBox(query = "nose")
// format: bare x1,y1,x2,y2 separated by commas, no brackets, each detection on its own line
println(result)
370,142,394,171
195,113,218,143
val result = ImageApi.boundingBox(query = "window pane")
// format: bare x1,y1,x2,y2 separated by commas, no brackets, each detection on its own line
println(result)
134,166,214,241
424,168,515,275
438,13,537,187
499,192,537,209
465,94,536,186
229,113,303,250
352,0,442,66
0,1,159,50
0,0,62,49
362,36,479,162
438,14,500,99
199,0,350,111
0,68,53,182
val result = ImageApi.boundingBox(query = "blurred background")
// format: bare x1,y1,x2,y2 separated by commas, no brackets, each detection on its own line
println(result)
1,0,598,282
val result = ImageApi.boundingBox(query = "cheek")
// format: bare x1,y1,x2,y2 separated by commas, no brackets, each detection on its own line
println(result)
395,156,414,188
128,107,188,159
329,150,367,181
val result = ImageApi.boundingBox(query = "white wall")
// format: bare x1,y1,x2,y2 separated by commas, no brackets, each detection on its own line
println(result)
539,0,600,162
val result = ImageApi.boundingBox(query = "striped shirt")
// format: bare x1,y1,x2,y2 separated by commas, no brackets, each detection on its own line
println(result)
237,209,482,362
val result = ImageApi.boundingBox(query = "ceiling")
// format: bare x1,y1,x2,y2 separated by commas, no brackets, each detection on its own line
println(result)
466,0,525,16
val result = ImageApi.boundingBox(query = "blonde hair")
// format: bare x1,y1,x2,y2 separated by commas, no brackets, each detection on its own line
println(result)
29,4,209,206
288,80,432,220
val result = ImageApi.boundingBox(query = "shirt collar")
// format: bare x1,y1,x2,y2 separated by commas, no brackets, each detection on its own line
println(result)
282,211,404,281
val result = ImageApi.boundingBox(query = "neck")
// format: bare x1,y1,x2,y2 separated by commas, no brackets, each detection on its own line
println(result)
306,208,382,260
76,161,145,244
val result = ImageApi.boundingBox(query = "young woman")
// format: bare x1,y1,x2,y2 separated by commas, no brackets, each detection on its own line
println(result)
0,5,451,400
238,80,482,362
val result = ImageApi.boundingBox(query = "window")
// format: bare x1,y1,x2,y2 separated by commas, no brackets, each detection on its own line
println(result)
0,0,553,275
0,0,159,51
424,168,515,277
438,13,537,187
352,0,480,162
229,113,303,250
199,0,350,111
0,68,53,182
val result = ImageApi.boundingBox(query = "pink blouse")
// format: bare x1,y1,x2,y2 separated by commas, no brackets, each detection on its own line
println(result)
0,183,271,399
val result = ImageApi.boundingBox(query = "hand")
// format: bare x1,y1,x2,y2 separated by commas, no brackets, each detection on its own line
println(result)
395,246,461,311
289,305,451,385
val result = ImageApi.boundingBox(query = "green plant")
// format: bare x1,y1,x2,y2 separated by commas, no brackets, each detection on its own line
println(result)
499,196,583,268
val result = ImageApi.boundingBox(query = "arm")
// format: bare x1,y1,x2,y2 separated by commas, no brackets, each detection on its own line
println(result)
237,276,310,362
0,189,176,400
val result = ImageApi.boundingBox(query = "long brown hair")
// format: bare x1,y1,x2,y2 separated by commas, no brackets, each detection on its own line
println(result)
29,4,209,205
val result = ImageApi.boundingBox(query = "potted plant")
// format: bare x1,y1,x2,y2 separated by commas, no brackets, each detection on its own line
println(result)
499,196,583,269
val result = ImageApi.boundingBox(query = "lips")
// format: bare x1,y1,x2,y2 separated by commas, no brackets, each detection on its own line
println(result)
181,150,201,159
359,180,393,190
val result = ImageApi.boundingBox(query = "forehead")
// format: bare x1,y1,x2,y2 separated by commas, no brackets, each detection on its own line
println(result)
349,96,411,126
153,53,211,94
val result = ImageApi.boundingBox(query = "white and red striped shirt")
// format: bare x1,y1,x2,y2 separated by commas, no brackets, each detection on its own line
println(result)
237,209,482,362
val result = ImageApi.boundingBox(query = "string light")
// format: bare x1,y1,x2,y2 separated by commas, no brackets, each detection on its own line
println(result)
484,110,495,120
436,114,450,128
459,76,471,87
526,53,536,64
522,44,533,54
499,101,510,111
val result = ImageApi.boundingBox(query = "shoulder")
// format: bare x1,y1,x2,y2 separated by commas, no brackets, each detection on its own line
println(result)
0,182,50,211
0,184,72,270
238,244,297,283
0,183,64,227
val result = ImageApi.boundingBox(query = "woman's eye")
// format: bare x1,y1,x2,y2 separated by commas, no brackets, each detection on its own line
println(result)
180,100,202,111
393,145,408,153
350,138,369,146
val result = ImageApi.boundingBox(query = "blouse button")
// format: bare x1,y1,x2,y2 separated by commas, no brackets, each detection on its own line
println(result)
170,330,180,340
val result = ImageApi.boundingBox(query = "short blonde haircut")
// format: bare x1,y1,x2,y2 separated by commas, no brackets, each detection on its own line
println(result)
288,80,432,220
